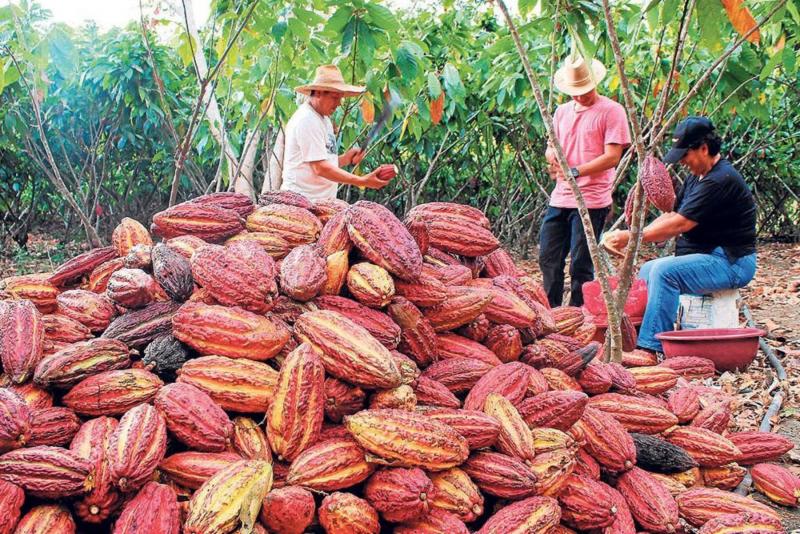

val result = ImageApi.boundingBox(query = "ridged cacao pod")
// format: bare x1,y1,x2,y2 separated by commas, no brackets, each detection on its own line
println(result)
668,386,701,423
423,408,501,450
155,382,233,452
165,235,207,258
151,243,194,302
259,485,316,534
406,203,498,257
587,392,679,434
312,197,349,223
280,245,326,302
577,362,613,394
0,445,92,498
34,338,131,389
482,247,523,277
663,426,741,467
266,344,324,462
70,416,120,524
0,300,44,384
112,481,180,534
28,407,81,447
184,460,273,534
346,201,423,281
294,310,401,389
422,358,494,393
87,258,127,293
423,286,493,332
702,463,747,490
413,376,458,408
318,492,380,534
659,355,716,379
6,383,51,413
102,300,181,349
41,313,92,345
151,203,245,242
49,246,118,287
0,389,31,451
394,271,447,308
463,450,538,499
676,487,779,527
540,367,583,392
631,433,698,474
231,417,272,462
159,451,241,490
246,204,322,246
286,437,373,491
697,511,785,534
484,324,522,363
477,495,561,534
56,289,118,334
258,190,313,210
172,302,290,360
629,365,679,395
108,404,167,492
641,155,675,212
463,362,531,411
616,466,680,533
395,509,469,534
728,431,794,465
226,231,293,259
1,274,59,313
436,333,501,366
344,409,469,471
576,407,636,472
347,262,395,308
691,400,733,434
62,369,163,416
315,296,401,349
484,393,535,462
13,504,75,534
456,314,490,342
750,463,800,506
177,355,278,413
324,378,366,423
111,218,152,257
0,479,24,534
387,297,438,368
316,209,352,257
191,243,277,313
187,192,254,217
364,467,434,522
558,474,617,530
429,467,483,522
142,334,188,380
371,384,418,411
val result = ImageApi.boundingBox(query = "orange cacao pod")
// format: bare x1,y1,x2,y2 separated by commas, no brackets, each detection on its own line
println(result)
344,409,469,471
1,274,59,313
697,511,785,534
387,297,438,368
317,209,352,257
286,437,374,491
225,231,293,259
476,495,561,534
405,203,498,257
49,246,117,287
151,203,245,242
663,426,741,467
155,382,233,452
484,393,535,462
294,309,401,389
112,481,180,534
558,474,617,530
62,369,163,416
319,492,379,534
429,467,483,522
347,262,395,308
70,416,120,524
246,204,321,246
159,451,241,490
176,355,278,413
516,390,588,431
266,344,325,462
365,467,434,522
423,286,493,332
394,271,447,308
616,466,680,533
111,217,152,257
394,508,469,534
702,463,747,490
56,289,116,333
659,355,716,379
621,348,659,367
750,462,800,507
0,300,44,384
463,362,531,411
346,201,423,281
172,302,290,360
231,417,272,462
108,404,167,492
34,338,131,389
484,324,523,363
14,504,75,534
6,383,52,411
311,197,349,223
629,365,678,395
0,445,92,498
321,250,349,295
371,385,418,411
259,485,316,534
315,296,401,349
423,408,501,450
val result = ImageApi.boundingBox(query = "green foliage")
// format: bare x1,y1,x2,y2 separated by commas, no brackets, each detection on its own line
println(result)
0,0,798,249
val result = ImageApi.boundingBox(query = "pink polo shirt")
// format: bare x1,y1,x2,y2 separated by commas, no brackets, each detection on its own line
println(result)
549,95,631,209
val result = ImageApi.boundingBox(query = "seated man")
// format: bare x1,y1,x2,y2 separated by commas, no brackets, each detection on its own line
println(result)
604,116,757,354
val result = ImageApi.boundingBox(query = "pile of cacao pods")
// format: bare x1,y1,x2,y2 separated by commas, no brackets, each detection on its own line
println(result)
0,191,796,534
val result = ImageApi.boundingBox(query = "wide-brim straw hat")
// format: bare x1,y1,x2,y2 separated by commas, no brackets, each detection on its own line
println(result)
295,65,365,97
554,55,607,96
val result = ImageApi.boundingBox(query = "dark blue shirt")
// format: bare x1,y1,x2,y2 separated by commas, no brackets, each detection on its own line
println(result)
675,158,756,258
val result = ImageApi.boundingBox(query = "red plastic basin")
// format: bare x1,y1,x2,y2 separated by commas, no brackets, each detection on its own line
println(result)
656,328,765,372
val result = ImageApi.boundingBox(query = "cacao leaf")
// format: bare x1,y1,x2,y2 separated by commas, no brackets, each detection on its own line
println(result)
721,0,760,44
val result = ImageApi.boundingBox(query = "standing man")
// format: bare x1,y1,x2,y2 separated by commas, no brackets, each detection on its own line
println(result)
539,55,631,307
604,117,757,354
281,64,393,201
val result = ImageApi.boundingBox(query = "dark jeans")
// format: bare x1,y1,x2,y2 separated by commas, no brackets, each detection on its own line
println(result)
538,206,609,307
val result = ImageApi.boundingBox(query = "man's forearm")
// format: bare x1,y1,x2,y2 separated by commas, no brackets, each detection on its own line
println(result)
641,212,696,243
313,161,366,187
575,153,620,176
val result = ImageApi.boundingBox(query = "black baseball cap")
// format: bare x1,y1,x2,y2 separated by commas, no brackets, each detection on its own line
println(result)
663,116,715,164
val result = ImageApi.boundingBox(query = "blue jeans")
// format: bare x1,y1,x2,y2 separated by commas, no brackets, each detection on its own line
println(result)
637,247,757,351
539,206,609,307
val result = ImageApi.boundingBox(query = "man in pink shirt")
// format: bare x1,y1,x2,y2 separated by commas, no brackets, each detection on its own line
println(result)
539,55,631,307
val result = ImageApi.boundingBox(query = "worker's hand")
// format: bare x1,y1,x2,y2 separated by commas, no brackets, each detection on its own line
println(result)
360,169,393,189
545,143,557,165
341,147,366,167
547,161,565,181
602,230,630,256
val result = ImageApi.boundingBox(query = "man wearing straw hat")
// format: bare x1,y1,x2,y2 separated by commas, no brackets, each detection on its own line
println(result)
538,54,631,307
281,64,394,201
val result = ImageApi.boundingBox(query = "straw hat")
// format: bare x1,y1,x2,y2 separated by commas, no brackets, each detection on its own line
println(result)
295,65,365,97
554,55,607,96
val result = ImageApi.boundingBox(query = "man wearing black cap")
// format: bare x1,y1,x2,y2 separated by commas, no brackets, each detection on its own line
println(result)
604,116,757,353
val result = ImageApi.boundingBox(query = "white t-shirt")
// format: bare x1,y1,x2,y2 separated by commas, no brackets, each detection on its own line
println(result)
280,102,340,201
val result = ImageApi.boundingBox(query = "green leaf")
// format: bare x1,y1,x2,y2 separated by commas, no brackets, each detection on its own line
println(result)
293,7,324,27
788,0,800,24
443,63,465,100
287,17,310,41
365,4,398,32
326,7,352,33
759,49,783,80
783,45,797,74
694,0,723,52
395,41,423,81
271,20,288,43
427,72,442,98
